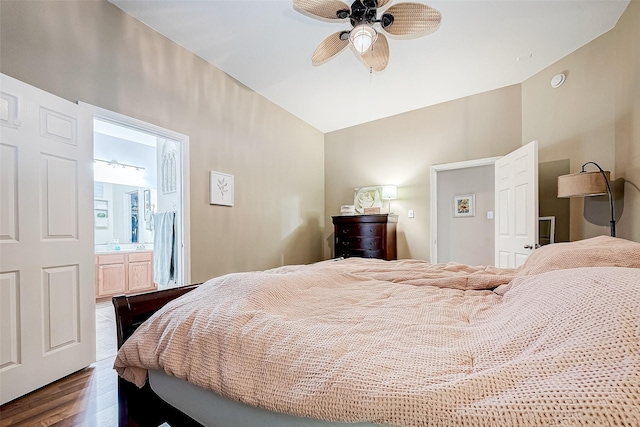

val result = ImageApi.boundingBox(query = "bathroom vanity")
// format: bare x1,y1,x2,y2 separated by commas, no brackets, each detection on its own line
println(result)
95,249,156,299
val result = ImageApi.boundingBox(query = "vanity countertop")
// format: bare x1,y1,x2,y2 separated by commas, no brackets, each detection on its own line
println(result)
95,244,153,254
95,249,154,255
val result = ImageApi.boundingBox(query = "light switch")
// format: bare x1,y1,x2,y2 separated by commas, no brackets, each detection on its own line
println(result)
487,211,494,219
408,209,414,218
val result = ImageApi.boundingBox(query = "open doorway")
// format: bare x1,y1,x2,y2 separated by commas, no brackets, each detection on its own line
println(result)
430,157,500,265
81,104,191,360
87,109,191,291
431,142,540,268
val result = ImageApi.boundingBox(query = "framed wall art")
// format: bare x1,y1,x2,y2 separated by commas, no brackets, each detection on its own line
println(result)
453,194,475,217
354,186,383,214
210,171,234,206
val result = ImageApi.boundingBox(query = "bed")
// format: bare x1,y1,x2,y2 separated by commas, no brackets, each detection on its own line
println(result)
113,236,640,426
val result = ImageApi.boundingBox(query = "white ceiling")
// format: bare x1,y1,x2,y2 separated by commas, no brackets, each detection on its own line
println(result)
94,119,157,147
110,0,629,133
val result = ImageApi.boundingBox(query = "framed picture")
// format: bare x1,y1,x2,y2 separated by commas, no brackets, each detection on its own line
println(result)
354,186,383,214
453,194,475,217
210,171,234,206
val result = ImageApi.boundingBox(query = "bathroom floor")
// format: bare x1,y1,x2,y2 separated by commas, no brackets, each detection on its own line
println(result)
96,301,118,361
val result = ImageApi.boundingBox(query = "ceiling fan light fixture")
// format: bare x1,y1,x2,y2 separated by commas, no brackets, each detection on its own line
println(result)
295,0,441,70
349,24,377,53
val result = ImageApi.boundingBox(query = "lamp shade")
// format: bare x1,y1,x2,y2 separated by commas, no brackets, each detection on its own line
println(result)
382,185,397,200
557,171,610,198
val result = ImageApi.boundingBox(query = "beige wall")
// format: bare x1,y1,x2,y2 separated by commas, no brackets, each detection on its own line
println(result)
523,0,640,242
0,1,325,283
327,1,639,260
2,1,636,278
614,0,640,242
522,30,617,240
325,86,522,260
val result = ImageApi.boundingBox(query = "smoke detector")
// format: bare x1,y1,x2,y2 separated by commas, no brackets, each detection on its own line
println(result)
550,73,566,88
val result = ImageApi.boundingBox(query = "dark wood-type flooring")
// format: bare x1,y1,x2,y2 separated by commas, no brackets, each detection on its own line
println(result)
0,356,119,427
1,303,125,426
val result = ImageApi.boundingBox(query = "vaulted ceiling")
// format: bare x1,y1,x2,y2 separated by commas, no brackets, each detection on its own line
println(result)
110,0,630,133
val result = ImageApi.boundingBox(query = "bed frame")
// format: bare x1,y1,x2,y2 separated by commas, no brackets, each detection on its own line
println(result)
112,285,202,427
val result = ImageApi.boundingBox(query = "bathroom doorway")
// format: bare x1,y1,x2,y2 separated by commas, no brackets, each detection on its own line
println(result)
84,104,191,362
86,106,191,291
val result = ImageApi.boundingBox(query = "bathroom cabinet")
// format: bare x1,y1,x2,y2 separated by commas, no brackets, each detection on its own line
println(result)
96,251,156,299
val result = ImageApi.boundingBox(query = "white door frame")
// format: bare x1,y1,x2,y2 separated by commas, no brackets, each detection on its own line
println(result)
430,157,501,264
79,103,191,287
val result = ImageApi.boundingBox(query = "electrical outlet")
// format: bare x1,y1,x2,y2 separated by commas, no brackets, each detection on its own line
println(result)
408,209,414,218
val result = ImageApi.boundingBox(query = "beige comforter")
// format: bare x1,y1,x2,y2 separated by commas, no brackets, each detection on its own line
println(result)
115,237,640,426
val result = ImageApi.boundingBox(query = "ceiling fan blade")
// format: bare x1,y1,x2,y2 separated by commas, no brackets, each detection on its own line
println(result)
361,33,389,71
293,0,351,20
382,3,441,36
312,31,350,65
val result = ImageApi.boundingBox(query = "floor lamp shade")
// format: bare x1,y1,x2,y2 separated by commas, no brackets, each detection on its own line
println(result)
557,171,610,197
557,162,615,237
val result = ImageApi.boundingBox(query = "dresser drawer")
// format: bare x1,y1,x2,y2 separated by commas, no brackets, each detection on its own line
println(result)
337,223,383,238
336,248,385,259
351,249,385,259
337,237,383,250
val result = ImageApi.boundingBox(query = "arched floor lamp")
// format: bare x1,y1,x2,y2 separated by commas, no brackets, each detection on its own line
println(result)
557,162,616,237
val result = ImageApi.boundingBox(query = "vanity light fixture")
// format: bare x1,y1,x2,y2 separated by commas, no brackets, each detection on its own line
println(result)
94,159,145,172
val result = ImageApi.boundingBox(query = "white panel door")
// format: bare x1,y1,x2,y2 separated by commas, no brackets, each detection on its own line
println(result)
495,140,538,268
0,74,95,404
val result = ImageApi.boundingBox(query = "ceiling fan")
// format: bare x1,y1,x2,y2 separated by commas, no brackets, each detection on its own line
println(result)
293,0,442,71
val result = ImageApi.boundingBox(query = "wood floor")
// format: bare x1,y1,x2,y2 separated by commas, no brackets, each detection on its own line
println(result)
0,356,118,427
1,303,122,426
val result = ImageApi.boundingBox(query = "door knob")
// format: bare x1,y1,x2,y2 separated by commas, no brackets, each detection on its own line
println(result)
524,244,534,249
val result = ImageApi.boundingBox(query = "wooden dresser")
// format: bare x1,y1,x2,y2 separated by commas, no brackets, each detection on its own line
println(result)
332,214,398,260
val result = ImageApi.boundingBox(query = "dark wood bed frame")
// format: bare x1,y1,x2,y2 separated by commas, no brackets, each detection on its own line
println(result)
112,284,203,427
